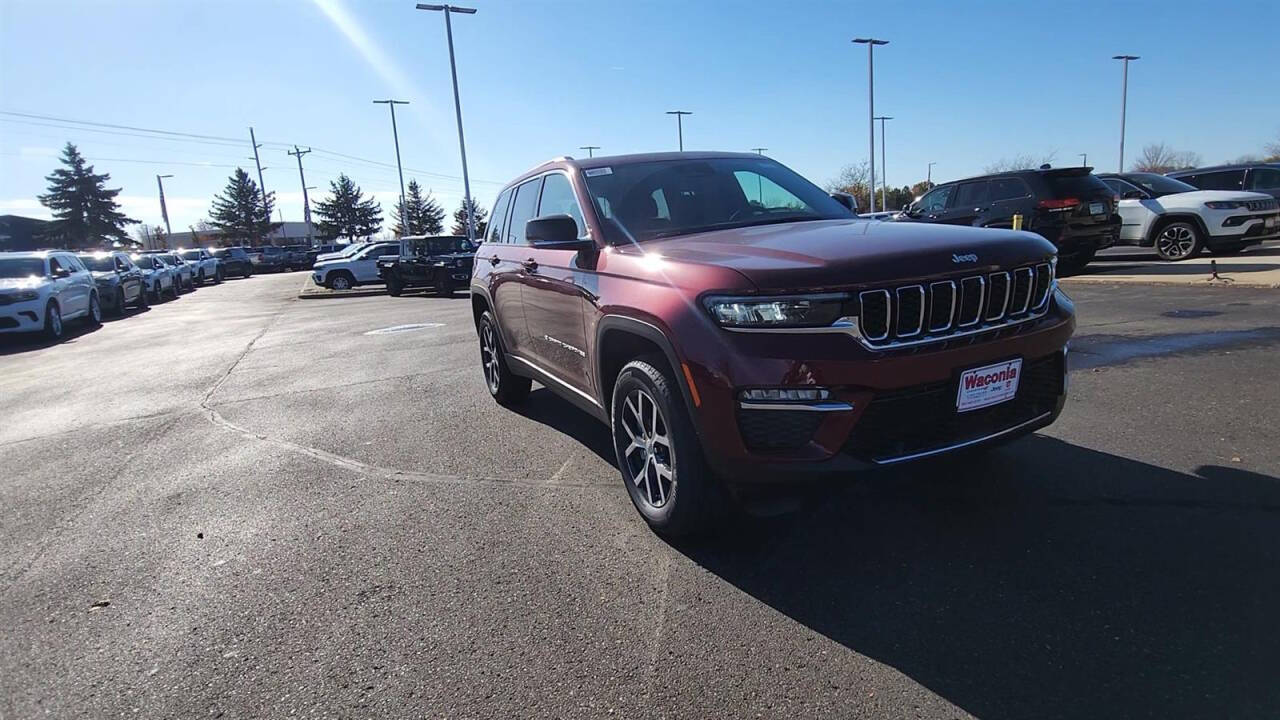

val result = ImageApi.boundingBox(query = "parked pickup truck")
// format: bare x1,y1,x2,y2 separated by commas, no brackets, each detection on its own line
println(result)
377,235,476,296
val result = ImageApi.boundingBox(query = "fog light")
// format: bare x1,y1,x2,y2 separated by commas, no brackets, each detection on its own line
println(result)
739,387,831,402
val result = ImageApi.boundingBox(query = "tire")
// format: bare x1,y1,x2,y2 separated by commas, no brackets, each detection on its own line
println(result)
327,271,354,291
42,300,63,340
86,291,102,327
1153,220,1202,261
611,356,721,537
168,280,179,300
435,275,453,297
478,310,531,405
113,288,126,317
386,276,403,297
149,282,162,303
214,268,223,284
197,270,206,286
1056,249,1096,276
136,285,149,310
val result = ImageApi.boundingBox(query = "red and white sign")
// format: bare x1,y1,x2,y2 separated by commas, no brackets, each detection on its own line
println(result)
956,359,1022,412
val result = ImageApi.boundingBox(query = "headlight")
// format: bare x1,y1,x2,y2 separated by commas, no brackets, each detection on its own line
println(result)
13,290,39,302
1205,201,1246,210
704,293,848,329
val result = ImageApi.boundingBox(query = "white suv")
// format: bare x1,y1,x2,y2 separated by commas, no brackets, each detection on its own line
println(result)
311,242,399,290
0,251,103,340
177,247,222,284
1099,172,1280,260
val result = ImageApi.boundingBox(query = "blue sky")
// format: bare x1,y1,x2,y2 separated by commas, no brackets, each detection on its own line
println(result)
2,0,1277,233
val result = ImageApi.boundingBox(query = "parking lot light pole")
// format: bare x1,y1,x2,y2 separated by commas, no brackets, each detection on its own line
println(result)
1113,55,1139,172
927,161,936,185
156,174,174,240
289,146,315,246
853,37,888,212
1080,153,1088,167
373,99,410,221
666,111,692,151
417,3,478,241
579,145,599,158
874,116,892,211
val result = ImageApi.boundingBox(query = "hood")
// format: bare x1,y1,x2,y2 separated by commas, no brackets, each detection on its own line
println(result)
632,219,1056,292
91,270,119,282
0,276,45,291
1158,190,1274,204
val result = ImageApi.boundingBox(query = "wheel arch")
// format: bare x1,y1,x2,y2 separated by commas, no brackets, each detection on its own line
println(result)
595,315,702,442
1145,213,1209,244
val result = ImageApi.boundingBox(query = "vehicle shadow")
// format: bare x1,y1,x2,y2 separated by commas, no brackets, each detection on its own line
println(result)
671,435,1280,719
0,317,108,355
511,387,616,465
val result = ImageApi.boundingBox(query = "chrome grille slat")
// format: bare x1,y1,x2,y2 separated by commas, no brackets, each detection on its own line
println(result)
895,285,925,337
985,272,1010,321
1031,263,1053,309
957,276,984,327
1010,267,1033,314
927,281,956,332
858,289,891,341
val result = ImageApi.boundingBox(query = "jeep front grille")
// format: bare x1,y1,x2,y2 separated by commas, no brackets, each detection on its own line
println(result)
1245,198,1277,212
856,262,1054,349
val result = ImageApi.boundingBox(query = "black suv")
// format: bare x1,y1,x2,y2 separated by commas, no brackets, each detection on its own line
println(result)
377,235,475,296
212,247,254,278
895,166,1119,273
1167,163,1280,203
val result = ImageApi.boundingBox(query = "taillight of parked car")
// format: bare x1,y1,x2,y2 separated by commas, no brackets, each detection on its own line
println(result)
1037,198,1080,212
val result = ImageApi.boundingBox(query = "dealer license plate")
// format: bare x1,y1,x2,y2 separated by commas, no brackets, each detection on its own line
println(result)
956,359,1022,412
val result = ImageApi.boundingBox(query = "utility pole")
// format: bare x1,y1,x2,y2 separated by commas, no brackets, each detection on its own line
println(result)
874,116,892,210
666,110,692,151
373,99,410,224
249,127,270,230
417,3,478,241
1113,55,1139,172
156,174,173,240
853,37,888,212
288,146,315,245
927,161,936,185
579,145,600,158
1080,153,1088,167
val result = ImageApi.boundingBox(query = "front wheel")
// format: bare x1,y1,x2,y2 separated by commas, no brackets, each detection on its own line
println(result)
611,357,720,537
386,276,403,297
327,272,354,291
478,311,531,405
43,301,63,340
113,288,126,317
1154,221,1202,261
86,292,102,327
214,268,224,284
435,275,453,297
136,285,149,310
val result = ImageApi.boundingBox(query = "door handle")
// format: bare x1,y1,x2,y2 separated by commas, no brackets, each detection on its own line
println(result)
488,254,500,266
521,258,539,272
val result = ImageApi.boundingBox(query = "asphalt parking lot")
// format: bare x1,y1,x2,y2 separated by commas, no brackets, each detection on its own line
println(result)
3,271,1279,719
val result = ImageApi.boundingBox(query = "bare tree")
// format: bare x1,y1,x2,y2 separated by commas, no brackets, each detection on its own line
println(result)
825,161,871,212
983,151,1058,174
1131,143,1201,173
1265,130,1280,161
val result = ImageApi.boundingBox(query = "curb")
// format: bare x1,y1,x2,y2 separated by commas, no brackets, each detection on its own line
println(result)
297,275,388,300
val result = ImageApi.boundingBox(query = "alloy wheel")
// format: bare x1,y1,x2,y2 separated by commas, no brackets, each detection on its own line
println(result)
89,293,101,323
49,305,62,336
331,275,352,290
1156,224,1198,260
480,323,500,393
619,388,675,509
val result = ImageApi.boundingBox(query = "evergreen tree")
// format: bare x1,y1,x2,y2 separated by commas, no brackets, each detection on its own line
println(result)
37,142,138,248
314,174,382,240
393,179,446,236
208,168,279,245
450,197,488,238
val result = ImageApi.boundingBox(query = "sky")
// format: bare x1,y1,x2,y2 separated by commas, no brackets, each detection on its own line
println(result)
2,0,1278,234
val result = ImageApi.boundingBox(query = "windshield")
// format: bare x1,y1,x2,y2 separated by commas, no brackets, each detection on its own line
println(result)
132,256,156,269
581,157,852,243
0,258,45,278
179,250,202,260
1124,173,1198,196
412,238,473,254
79,255,116,271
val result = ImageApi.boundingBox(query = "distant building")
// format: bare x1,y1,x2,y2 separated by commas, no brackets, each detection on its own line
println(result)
0,215,52,251
160,221,320,249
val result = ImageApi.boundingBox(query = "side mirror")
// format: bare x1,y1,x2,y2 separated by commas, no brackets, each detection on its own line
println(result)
526,215,593,251
52,267,71,278
1122,190,1144,200
829,192,858,213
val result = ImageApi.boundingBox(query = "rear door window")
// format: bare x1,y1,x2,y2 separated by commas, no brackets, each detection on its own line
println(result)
487,189,513,244
990,177,1031,201
954,181,989,207
1246,168,1280,191
506,178,542,245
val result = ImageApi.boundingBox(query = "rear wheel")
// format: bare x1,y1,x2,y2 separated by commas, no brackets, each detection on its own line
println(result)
1154,221,1202,261
611,356,721,537
1056,249,1096,276
478,311,531,405
435,274,453,297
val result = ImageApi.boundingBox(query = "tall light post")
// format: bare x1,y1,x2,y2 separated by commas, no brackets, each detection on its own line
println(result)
927,161,936,185
853,37,888,212
579,145,599,158
1079,153,1088,167
417,3,478,241
874,116,892,210
373,99,410,221
666,110,692,151
1113,55,1139,172
249,127,270,225
155,174,174,242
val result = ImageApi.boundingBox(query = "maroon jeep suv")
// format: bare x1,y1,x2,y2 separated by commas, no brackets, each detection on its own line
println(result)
471,152,1073,535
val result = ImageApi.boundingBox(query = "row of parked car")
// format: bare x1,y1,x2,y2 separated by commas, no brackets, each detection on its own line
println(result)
864,161,1280,270
0,246,257,341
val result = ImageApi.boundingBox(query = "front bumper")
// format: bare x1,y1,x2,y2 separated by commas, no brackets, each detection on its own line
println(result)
0,296,45,333
684,292,1075,484
1208,212,1280,245
312,272,324,285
